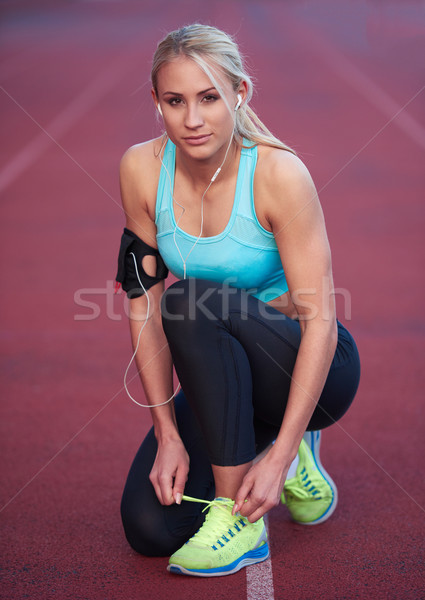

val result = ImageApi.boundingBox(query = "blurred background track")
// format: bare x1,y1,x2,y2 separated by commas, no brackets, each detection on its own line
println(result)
1,2,424,598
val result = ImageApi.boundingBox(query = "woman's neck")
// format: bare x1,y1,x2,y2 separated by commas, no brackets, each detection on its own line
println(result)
175,139,240,191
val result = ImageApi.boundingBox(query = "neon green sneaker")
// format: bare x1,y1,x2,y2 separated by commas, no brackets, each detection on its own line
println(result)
167,495,269,577
282,431,338,525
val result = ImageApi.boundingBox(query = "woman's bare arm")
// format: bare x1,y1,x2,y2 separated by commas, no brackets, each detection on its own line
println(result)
235,149,338,521
120,142,189,505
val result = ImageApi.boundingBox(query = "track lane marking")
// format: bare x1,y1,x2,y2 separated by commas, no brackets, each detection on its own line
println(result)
246,514,275,600
0,43,140,194
286,13,425,149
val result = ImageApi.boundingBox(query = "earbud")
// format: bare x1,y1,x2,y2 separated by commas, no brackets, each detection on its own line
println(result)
157,104,163,116
234,94,242,111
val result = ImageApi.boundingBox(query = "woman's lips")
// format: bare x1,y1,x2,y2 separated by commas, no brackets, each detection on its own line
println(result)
183,134,212,145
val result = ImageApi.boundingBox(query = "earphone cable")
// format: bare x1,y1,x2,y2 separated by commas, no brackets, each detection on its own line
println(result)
123,252,181,408
162,131,235,279
123,98,239,407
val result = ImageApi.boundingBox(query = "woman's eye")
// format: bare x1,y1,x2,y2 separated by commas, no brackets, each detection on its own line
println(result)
167,95,219,106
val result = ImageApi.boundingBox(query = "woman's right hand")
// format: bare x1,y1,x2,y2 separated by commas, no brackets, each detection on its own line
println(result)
149,437,189,506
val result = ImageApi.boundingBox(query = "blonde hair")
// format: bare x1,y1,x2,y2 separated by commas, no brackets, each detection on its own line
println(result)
151,23,296,154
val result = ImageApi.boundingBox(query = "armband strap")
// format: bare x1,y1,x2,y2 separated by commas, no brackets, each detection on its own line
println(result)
116,228,169,298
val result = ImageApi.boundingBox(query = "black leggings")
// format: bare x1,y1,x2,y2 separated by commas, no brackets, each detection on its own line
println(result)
121,279,360,556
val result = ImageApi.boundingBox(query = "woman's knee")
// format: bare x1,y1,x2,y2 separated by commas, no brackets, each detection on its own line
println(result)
120,494,173,557
160,278,223,338
161,279,192,323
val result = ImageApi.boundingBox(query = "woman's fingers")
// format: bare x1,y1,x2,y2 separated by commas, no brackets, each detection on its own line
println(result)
232,476,253,515
158,471,175,505
240,493,279,522
150,441,190,506
172,462,189,505
233,460,284,521
149,465,170,505
149,471,164,505
149,458,174,505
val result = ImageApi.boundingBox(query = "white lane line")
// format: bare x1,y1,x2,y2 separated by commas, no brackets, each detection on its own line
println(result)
317,40,425,149
0,43,139,194
289,16,425,149
246,514,275,600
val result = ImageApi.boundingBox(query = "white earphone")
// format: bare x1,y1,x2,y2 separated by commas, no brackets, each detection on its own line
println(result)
125,92,243,408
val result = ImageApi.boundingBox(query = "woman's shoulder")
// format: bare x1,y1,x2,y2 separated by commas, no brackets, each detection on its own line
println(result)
120,137,165,214
256,144,316,200
256,144,312,190
254,143,318,220
119,137,165,224
120,136,164,179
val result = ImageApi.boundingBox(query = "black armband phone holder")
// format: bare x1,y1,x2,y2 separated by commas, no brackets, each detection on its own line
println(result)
116,228,169,298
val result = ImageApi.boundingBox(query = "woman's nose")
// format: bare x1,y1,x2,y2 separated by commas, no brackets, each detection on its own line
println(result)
184,103,204,129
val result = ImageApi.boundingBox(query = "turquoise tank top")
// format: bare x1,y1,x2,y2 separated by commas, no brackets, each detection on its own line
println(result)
155,139,288,302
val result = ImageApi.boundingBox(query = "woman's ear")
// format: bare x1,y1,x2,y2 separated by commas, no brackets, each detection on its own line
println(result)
151,88,161,114
237,81,249,106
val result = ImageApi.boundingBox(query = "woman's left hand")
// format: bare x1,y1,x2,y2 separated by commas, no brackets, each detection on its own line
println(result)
233,451,289,523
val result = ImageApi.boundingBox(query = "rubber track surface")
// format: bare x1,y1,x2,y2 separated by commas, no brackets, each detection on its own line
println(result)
1,2,424,598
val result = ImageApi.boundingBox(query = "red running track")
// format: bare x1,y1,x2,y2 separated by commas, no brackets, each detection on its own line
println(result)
1,1,424,599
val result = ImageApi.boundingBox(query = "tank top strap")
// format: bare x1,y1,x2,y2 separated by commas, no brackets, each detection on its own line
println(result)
155,138,176,223
155,138,257,225
236,141,258,219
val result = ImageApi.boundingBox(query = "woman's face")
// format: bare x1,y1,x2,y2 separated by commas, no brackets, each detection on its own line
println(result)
153,55,241,162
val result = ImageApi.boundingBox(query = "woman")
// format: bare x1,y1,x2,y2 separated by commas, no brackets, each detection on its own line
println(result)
117,23,360,577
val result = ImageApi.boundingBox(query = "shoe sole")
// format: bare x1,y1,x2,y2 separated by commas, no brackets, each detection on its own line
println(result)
291,431,338,526
167,542,270,577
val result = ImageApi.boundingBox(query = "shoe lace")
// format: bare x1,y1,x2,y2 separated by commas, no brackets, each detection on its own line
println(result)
182,495,248,549
284,467,323,500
